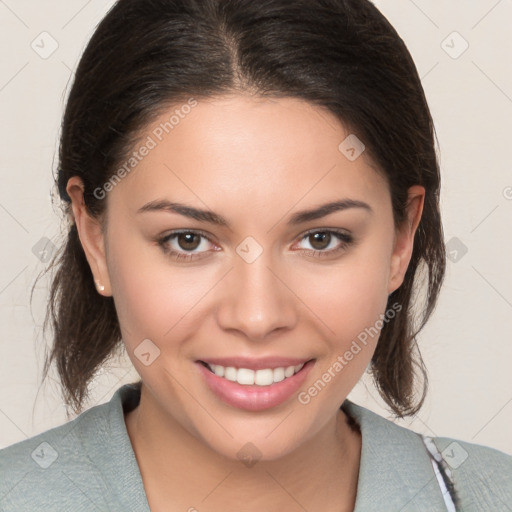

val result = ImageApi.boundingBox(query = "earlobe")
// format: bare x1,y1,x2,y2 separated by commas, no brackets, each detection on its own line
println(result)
94,279,106,292
387,185,425,294
66,176,112,296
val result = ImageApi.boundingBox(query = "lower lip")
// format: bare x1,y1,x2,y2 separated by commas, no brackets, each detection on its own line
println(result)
196,360,315,412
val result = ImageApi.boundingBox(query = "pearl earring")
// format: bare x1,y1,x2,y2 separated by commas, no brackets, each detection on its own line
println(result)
95,279,105,292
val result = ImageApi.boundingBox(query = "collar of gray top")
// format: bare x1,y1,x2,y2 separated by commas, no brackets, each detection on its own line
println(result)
341,401,451,511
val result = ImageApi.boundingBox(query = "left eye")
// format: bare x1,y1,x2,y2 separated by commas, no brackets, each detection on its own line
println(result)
295,230,353,253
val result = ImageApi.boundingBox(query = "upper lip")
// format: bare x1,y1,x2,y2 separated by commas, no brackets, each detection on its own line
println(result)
198,357,313,371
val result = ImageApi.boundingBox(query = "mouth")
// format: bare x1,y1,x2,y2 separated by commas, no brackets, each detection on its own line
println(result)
196,358,316,411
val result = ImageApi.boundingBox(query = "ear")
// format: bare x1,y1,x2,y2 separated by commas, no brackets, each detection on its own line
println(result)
66,176,112,296
387,185,425,295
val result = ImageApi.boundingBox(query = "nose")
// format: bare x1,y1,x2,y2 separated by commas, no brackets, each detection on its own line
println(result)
216,253,298,341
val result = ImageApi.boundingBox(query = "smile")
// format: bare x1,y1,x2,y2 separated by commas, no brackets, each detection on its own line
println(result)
196,359,315,411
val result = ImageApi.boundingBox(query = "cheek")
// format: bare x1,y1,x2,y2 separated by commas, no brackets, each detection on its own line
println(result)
297,238,393,385
106,229,217,351
292,253,392,413
298,241,393,340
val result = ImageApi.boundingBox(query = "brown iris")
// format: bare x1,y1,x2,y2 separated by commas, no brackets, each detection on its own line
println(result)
308,232,331,250
177,233,201,251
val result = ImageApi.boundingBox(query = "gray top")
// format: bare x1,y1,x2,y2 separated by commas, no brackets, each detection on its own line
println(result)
1,383,511,511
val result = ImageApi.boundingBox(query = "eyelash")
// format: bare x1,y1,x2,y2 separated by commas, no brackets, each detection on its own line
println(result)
156,228,354,262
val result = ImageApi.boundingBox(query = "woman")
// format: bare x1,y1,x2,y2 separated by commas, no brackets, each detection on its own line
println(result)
1,0,510,510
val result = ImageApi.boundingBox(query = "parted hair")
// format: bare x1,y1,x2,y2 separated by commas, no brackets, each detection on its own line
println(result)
41,0,445,416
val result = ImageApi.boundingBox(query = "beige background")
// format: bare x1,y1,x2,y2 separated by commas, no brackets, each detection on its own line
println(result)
0,0,511,455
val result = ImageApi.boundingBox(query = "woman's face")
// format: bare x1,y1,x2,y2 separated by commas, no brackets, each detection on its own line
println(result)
73,94,422,461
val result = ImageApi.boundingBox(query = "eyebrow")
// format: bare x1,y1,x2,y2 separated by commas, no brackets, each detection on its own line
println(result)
137,198,372,227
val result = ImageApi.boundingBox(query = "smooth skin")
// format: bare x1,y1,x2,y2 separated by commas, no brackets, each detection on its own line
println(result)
67,94,424,511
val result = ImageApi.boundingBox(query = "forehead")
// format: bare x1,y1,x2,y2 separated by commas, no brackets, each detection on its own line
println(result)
107,94,388,218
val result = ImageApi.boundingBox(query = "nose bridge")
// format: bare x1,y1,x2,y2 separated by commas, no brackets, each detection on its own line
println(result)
216,247,296,339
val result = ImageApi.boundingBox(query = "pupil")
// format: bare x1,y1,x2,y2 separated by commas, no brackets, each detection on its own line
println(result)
310,232,330,250
179,233,200,251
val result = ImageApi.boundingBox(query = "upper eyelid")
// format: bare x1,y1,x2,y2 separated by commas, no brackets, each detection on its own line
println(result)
299,227,351,237
161,229,215,241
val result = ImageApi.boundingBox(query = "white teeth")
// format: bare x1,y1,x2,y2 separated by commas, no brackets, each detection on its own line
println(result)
224,366,237,381
255,368,274,386
237,368,255,385
213,364,224,377
273,367,285,383
284,366,295,378
206,362,306,386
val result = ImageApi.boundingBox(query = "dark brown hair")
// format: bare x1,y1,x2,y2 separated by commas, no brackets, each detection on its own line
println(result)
40,0,445,416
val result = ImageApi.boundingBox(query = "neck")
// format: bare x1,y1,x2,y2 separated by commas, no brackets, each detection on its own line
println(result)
125,384,361,512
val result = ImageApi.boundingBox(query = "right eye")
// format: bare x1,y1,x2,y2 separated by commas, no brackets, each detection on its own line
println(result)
157,230,220,262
